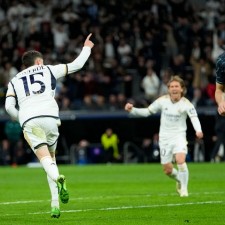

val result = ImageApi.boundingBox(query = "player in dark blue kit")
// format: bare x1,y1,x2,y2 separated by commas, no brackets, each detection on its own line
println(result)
215,52,225,115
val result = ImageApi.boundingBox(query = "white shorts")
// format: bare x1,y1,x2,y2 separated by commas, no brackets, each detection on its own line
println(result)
23,117,61,153
159,136,188,164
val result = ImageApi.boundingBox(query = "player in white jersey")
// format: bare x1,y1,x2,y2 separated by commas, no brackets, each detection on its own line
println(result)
5,33,94,218
125,76,203,197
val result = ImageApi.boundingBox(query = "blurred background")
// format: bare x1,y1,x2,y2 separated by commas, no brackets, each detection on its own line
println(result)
0,0,224,166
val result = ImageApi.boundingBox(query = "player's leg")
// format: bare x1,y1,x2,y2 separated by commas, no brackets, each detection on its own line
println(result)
162,162,180,186
37,150,61,218
23,139,61,218
172,138,189,197
23,118,62,218
32,144,63,217
162,162,179,181
23,119,60,182
35,145,60,181
48,125,69,206
47,152,60,218
175,152,189,197
49,148,69,205
160,142,179,180
160,142,181,194
162,162,182,196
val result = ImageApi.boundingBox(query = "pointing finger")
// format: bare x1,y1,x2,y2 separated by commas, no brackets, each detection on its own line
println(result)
86,33,92,40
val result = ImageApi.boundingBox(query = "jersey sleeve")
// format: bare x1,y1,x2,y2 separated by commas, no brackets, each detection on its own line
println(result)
186,100,202,132
186,101,198,118
46,64,67,80
148,96,163,113
216,53,225,84
46,46,91,79
5,82,19,120
6,81,15,97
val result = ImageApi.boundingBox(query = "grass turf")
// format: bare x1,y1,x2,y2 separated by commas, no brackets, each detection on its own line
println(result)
0,163,225,225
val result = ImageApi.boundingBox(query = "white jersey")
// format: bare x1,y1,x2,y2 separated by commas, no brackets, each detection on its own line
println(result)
6,64,66,127
5,46,91,127
148,95,199,140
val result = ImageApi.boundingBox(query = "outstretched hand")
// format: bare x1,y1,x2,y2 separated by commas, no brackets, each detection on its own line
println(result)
124,103,133,112
84,33,94,49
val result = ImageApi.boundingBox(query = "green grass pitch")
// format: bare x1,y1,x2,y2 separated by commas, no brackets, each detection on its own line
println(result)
0,163,225,225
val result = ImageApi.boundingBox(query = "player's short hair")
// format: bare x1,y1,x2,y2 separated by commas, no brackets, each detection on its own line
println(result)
22,50,43,68
167,75,186,97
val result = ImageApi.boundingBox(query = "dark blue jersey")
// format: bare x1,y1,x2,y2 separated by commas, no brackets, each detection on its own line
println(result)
216,52,225,84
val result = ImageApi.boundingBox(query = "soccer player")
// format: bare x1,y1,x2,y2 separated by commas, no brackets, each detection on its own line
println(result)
215,51,225,116
5,34,94,217
124,76,203,197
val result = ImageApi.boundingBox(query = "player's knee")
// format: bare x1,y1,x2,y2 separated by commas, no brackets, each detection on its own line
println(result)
163,166,173,175
175,153,186,164
177,162,188,172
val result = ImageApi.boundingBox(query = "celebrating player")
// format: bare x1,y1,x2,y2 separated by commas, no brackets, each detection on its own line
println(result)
5,34,94,218
124,75,203,197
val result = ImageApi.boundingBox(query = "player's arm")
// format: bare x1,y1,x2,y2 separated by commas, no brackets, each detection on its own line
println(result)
215,82,225,115
67,33,94,74
50,34,94,79
5,96,18,120
190,116,203,139
52,34,94,79
5,83,19,121
187,103,203,139
125,97,163,117
124,103,152,117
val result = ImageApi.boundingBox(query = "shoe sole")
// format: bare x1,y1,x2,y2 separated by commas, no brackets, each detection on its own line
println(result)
51,214,60,218
57,175,69,204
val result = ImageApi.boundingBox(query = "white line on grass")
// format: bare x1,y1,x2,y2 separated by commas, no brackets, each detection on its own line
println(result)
0,200,45,205
1,201,223,217
0,191,224,205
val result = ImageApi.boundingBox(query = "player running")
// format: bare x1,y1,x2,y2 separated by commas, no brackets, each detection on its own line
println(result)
125,75,203,197
5,34,94,218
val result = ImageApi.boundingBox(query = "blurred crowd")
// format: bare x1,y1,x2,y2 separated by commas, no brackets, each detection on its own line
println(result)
0,0,225,112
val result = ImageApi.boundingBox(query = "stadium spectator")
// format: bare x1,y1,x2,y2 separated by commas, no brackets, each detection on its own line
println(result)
158,68,172,97
141,67,160,103
101,128,121,163
191,87,207,108
125,76,203,197
4,33,94,218
1,1,224,110
3,118,22,166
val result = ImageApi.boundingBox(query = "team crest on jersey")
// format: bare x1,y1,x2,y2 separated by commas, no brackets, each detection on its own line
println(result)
189,108,196,114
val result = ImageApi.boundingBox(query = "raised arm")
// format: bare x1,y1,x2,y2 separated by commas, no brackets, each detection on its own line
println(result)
67,33,94,74
84,33,94,48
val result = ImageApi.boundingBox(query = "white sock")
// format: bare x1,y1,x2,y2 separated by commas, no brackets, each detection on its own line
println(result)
47,174,59,208
40,156,59,182
169,168,180,182
177,163,189,190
